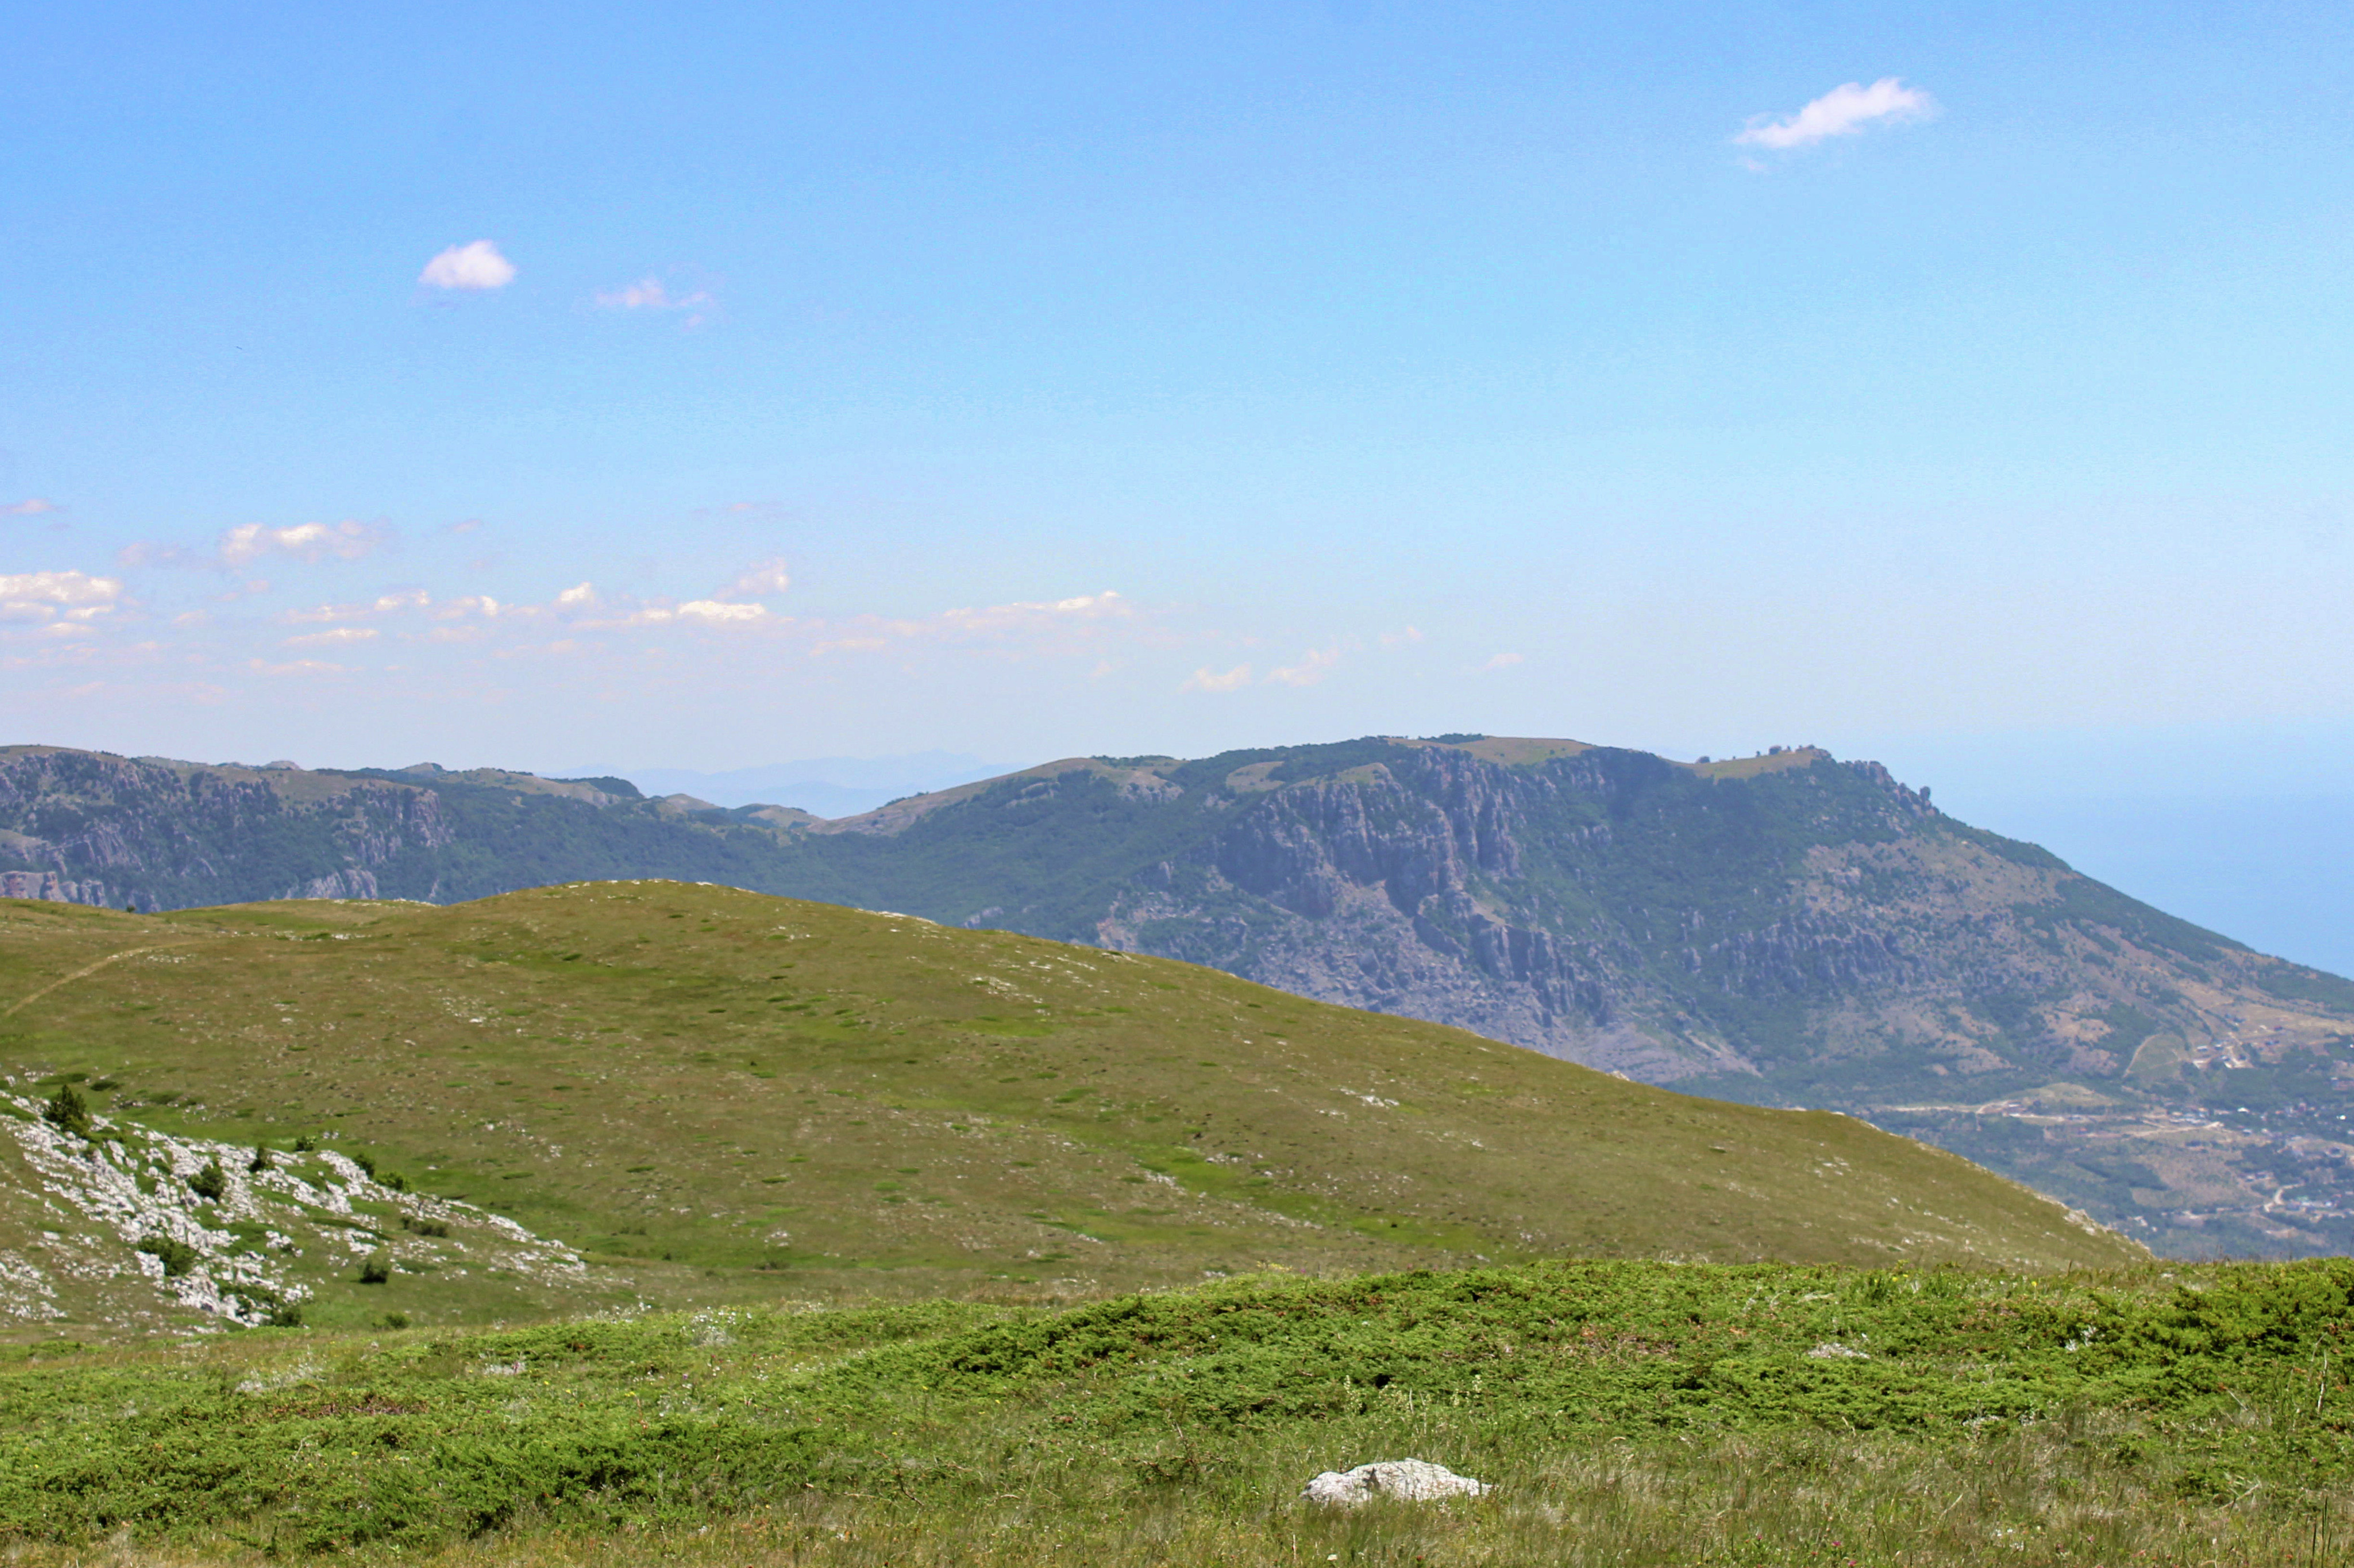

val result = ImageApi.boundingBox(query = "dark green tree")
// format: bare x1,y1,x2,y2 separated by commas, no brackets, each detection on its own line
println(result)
40,1084,91,1140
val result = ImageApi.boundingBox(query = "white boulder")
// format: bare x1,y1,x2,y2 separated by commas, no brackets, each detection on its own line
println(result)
1302,1459,1490,1505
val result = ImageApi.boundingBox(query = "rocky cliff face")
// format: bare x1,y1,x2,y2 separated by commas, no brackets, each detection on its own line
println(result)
998,739,2328,1095
0,747,455,909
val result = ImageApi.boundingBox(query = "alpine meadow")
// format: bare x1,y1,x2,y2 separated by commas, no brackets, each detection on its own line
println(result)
10,1,2354,1562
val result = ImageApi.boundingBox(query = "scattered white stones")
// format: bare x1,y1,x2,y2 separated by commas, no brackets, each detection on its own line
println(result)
0,1093,589,1330
1302,1459,1490,1505
0,1248,64,1320
1807,1341,1870,1360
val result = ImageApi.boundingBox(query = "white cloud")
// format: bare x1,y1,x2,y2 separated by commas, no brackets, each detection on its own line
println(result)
596,277,715,326
596,277,711,310
718,558,791,599
419,240,517,291
5,498,58,516
571,594,773,630
1481,652,1525,671
0,570,122,621
1183,664,1253,693
677,600,767,624
250,658,346,676
786,587,1138,660
555,582,598,608
938,590,1128,635
217,520,386,566
1266,646,1341,687
1735,78,1936,152
286,627,379,647
284,588,429,625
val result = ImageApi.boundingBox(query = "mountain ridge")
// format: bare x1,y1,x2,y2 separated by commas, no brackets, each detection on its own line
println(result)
4,736,2350,1258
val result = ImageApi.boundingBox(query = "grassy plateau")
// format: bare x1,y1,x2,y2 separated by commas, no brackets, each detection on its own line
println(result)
3,1260,2354,1566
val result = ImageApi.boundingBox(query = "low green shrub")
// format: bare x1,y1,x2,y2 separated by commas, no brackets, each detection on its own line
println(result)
7,1260,2354,1557
134,1236,199,1278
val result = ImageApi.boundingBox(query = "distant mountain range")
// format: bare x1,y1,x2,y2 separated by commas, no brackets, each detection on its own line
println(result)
4,735,2350,1259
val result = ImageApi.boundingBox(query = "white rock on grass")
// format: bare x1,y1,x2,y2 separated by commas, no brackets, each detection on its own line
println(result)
1302,1459,1490,1505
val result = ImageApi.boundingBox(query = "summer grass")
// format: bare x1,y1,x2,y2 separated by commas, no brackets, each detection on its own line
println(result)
7,1259,2354,1562
0,884,2135,1344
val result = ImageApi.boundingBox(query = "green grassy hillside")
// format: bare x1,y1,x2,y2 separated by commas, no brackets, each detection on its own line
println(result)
11,740,2352,1259
4,1259,2352,1565
0,883,2137,1339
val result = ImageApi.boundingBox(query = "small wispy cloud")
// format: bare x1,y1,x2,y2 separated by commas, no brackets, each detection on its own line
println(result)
1481,652,1525,671
596,276,715,326
1735,78,1936,153
1266,646,1341,687
218,520,388,567
283,589,429,625
938,591,1127,636
285,627,379,648
596,277,711,311
419,240,517,291
5,498,58,516
676,600,766,624
118,521,385,571
1183,664,1253,693
718,558,791,600
556,582,599,609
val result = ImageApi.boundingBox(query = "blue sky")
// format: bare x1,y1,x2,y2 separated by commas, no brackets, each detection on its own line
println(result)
3,2,2351,958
